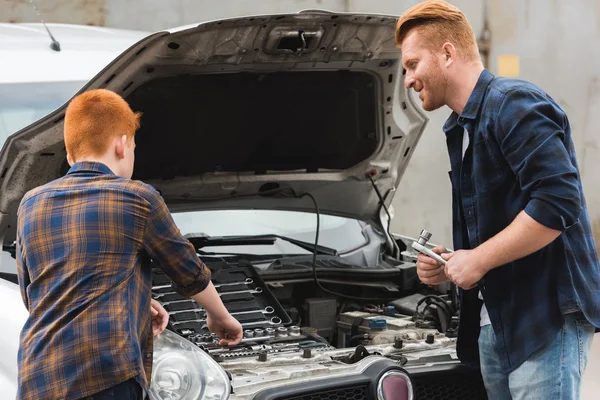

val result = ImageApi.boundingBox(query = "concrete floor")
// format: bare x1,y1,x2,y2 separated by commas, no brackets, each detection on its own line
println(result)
582,334,600,399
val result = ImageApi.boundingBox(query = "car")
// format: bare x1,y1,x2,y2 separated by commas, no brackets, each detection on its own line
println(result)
0,12,488,400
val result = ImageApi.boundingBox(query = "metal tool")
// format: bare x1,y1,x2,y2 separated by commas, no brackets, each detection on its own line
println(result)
230,306,275,317
276,327,288,337
214,278,253,288
240,317,282,328
411,229,447,265
254,328,265,337
152,283,174,291
172,317,208,326
152,291,177,299
265,327,276,336
241,335,271,344
160,298,195,306
198,316,283,331
169,308,204,316
219,287,263,296
244,330,255,338
289,326,301,336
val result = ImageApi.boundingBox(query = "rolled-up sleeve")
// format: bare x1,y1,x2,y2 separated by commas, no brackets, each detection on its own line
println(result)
496,88,582,231
142,190,211,296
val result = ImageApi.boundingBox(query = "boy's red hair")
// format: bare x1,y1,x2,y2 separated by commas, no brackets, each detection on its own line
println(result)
64,89,141,161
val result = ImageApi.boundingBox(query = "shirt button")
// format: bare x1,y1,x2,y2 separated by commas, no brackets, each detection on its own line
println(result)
468,210,472,216
145,353,152,359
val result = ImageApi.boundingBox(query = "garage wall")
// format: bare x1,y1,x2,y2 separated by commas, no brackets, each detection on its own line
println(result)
1,0,598,249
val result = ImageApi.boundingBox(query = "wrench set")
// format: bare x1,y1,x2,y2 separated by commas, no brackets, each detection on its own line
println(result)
151,262,293,351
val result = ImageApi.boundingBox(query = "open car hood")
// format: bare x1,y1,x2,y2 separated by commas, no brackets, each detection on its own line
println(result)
0,10,428,246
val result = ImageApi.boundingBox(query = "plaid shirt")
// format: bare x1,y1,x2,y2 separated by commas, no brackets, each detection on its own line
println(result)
445,69,600,373
15,161,211,399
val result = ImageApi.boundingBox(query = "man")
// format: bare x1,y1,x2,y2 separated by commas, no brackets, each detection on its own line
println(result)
15,89,243,400
396,1,599,399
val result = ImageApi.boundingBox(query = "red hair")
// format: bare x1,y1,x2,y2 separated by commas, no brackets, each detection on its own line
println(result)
64,89,141,161
396,0,480,62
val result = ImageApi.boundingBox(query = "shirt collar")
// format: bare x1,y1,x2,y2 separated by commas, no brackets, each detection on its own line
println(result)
67,161,115,176
443,69,495,134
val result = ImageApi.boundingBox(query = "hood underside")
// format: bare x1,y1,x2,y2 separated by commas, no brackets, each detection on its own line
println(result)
0,11,428,245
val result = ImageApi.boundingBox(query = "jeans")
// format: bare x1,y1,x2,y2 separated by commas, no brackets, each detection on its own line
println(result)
81,378,144,400
478,313,595,400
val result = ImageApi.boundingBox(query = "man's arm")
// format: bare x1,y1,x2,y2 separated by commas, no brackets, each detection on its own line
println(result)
443,88,579,288
142,190,212,297
142,189,242,345
472,211,561,273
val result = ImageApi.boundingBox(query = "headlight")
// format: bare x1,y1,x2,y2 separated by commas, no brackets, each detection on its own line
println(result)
148,329,230,400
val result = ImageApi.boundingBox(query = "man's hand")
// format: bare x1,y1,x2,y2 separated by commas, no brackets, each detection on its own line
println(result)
151,298,169,336
416,245,450,286
206,313,243,346
442,249,487,290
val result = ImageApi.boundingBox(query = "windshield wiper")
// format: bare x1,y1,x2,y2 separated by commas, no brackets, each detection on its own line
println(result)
188,234,337,256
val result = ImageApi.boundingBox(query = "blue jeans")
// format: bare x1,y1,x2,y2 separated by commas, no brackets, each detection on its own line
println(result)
478,313,595,400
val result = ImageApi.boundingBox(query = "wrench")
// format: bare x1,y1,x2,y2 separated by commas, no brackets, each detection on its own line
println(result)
219,287,263,296
240,317,282,328
152,291,177,299
155,287,262,303
169,308,205,316
411,230,447,265
160,299,195,306
230,306,274,317
172,318,208,326
152,283,174,291
156,278,254,292
199,316,282,331
174,315,282,328
214,278,253,289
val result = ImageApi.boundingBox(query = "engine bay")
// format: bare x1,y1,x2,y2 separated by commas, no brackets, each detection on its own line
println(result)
151,250,460,370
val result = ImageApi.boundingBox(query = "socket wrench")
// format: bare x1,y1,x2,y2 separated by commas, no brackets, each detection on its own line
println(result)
214,278,253,288
230,306,275,317
411,229,447,265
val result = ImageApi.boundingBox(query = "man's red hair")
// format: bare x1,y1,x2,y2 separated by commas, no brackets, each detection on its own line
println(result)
396,0,480,63
64,89,141,161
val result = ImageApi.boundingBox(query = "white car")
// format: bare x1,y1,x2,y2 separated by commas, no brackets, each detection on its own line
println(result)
0,12,488,400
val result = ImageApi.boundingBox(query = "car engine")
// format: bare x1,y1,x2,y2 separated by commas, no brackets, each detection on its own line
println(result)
151,249,478,399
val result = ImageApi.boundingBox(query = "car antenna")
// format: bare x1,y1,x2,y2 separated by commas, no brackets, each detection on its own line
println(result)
28,0,61,52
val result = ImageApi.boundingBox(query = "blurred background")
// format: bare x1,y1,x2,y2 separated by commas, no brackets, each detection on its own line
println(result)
1,0,598,398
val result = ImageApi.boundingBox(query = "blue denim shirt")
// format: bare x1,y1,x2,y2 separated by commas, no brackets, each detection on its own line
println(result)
444,69,600,373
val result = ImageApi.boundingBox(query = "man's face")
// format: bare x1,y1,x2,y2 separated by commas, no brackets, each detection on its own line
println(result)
401,30,448,112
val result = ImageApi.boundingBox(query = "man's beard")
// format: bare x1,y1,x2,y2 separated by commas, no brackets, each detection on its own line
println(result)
421,64,447,112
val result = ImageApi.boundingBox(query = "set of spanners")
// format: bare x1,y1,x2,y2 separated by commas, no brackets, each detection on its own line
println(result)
172,315,282,327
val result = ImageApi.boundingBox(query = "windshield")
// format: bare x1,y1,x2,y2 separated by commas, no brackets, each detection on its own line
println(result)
0,81,86,145
171,210,369,254
1,210,369,275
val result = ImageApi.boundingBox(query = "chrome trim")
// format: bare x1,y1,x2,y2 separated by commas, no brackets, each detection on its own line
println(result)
377,370,414,400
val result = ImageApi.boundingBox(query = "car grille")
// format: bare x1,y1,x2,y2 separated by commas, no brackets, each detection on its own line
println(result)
411,372,488,400
283,385,368,400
